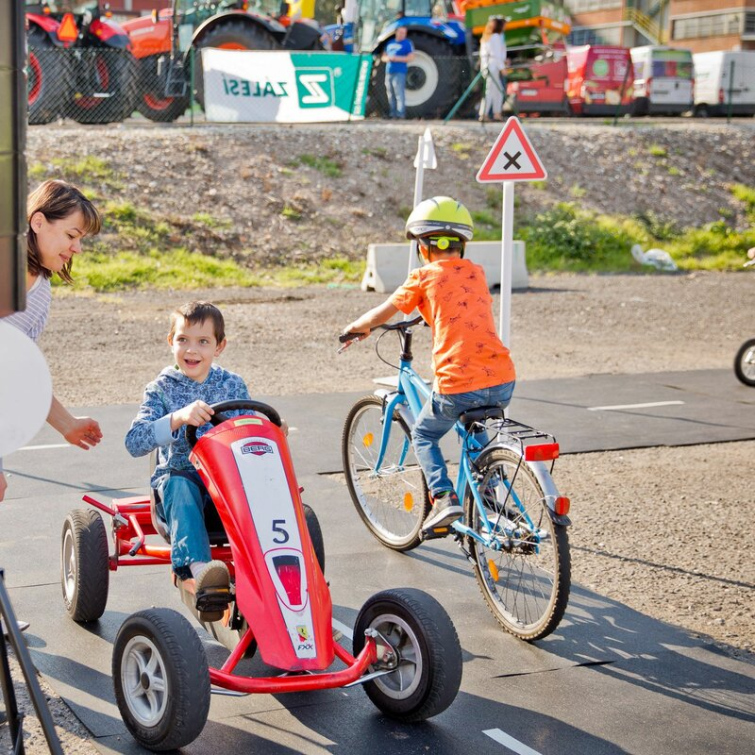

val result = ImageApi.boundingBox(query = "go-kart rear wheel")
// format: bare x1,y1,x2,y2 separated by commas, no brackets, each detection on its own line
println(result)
303,503,325,574
113,608,210,751
61,509,109,622
353,588,462,722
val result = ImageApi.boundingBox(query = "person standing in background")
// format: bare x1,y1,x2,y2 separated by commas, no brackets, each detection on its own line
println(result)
382,25,415,119
479,16,507,122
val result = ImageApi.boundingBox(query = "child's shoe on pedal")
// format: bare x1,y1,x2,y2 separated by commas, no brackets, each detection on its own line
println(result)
194,560,232,622
422,491,463,537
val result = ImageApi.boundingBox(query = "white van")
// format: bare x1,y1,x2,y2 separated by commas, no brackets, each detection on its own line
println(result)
631,46,694,115
693,50,755,117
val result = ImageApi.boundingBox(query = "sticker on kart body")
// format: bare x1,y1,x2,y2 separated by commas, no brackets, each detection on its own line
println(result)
234,418,264,426
232,435,317,659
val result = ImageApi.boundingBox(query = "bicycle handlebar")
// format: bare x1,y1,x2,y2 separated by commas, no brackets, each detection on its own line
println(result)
338,316,425,354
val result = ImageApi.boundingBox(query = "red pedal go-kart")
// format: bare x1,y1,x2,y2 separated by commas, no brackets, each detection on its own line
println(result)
60,400,463,751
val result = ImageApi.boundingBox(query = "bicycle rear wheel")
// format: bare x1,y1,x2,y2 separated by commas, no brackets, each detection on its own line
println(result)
466,447,570,641
342,395,430,551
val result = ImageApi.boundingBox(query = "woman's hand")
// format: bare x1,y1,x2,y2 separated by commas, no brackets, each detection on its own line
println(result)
63,417,103,450
0,472,7,502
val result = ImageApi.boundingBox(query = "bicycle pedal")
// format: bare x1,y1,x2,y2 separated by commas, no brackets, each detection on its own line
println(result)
422,526,451,541
195,588,232,613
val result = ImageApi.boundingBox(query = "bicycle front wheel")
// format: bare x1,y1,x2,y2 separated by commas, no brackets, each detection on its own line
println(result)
342,395,430,551
466,447,570,641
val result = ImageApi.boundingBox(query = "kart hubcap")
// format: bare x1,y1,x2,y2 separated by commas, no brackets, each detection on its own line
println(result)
368,613,423,699
121,636,168,727
62,528,76,601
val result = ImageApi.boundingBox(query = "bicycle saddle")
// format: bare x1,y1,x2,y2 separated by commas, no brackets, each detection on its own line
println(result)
459,406,505,428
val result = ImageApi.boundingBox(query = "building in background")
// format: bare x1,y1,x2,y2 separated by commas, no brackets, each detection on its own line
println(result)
559,0,755,52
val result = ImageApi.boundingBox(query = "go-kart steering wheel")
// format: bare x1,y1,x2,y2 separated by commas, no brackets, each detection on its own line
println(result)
185,399,282,448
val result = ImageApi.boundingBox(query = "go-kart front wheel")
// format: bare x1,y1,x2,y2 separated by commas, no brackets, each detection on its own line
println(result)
61,509,109,622
113,608,210,751
353,588,462,722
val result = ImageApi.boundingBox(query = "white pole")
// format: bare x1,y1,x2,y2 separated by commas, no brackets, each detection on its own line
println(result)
499,181,515,347
410,133,426,277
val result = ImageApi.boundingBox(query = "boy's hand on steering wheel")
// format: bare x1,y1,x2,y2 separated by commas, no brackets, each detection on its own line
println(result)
173,400,214,430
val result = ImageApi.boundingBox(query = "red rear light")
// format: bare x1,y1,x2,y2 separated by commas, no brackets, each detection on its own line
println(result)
719,87,724,104
554,496,570,515
646,76,652,95
524,443,560,462
57,12,78,43
273,555,302,605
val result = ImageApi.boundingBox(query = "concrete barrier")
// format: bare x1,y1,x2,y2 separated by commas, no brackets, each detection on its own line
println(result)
361,241,528,293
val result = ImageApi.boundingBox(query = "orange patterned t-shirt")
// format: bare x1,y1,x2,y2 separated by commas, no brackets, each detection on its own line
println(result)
389,258,515,395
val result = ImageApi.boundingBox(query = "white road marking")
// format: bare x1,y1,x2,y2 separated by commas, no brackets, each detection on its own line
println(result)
484,728,544,755
18,443,70,451
587,400,685,412
332,618,353,640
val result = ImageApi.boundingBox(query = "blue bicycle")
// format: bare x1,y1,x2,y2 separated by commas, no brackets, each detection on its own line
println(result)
340,317,572,641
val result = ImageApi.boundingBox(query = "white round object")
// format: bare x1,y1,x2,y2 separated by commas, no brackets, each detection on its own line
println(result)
0,321,53,457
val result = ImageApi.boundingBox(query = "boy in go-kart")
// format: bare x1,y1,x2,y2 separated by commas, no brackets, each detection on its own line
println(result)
125,301,252,620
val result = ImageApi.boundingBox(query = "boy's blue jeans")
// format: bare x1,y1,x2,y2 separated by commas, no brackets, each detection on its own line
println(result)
412,382,516,498
157,469,212,579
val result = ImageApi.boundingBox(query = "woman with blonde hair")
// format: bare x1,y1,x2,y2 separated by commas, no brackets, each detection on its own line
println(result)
479,16,507,122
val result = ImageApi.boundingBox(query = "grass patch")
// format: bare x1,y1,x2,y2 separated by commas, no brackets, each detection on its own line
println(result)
649,144,667,157
294,154,343,178
192,212,232,229
64,249,260,292
730,183,755,221
281,205,302,221
264,257,364,286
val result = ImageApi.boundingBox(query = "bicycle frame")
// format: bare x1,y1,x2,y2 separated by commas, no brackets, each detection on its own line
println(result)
368,322,566,552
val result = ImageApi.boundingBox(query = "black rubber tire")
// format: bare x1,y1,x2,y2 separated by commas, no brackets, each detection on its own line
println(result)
61,509,109,622
734,338,755,387
113,608,210,751
135,54,189,122
70,48,137,124
370,35,462,119
466,447,570,641
342,395,430,552
353,588,462,722
194,20,281,108
27,27,71,125
302,502,326,574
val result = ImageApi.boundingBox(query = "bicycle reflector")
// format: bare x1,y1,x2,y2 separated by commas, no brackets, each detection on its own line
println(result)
554,496,570,516
524,443,560,462
57,13,79,43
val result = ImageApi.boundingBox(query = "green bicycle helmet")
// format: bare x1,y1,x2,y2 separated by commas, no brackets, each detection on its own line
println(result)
405,196,474,242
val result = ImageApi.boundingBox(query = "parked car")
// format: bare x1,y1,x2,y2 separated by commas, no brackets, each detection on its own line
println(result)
566,44,634,116
693,50,755,117
631,45,694,116
505,45,570,116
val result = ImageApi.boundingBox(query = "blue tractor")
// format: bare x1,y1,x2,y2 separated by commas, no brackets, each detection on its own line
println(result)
324,0,471,119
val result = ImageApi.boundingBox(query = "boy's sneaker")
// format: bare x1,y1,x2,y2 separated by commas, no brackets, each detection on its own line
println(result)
422,491,463,537
194,560,232,622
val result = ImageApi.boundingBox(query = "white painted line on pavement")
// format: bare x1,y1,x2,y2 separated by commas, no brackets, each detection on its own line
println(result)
18,443,70,451
484,728,543,755
587,400,685,412
332,618,353,640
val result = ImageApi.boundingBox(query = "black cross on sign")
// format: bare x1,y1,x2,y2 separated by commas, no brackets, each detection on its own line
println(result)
503,150,522,170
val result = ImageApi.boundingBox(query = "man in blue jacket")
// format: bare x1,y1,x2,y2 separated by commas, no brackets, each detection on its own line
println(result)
382,25,415,119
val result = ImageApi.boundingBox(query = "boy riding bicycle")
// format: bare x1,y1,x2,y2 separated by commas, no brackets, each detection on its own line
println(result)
343,196,516,536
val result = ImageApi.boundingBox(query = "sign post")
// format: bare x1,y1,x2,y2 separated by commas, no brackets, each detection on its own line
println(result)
409,127,438,277
476,117,546,347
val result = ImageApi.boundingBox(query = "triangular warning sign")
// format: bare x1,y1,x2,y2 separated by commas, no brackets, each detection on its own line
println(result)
476,117,547,183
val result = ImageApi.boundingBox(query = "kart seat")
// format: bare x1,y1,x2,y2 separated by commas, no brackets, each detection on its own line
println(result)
148,453,229,546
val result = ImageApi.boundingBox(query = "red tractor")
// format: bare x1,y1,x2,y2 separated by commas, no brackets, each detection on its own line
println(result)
123,0,323,122
26,1,137,124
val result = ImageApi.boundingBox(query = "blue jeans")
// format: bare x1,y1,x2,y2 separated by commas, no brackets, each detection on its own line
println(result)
412,382,516,497
386,71,407,118
157,470,213,579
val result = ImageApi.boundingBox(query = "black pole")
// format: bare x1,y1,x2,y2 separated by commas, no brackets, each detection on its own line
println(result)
613,60,631,127
0,0,28,318
0,571,64,754
727,58,734,124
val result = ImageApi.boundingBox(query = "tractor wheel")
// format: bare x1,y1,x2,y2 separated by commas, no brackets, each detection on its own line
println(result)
70,48,137,124
135,54,189,123
27,26,71,125
193,20,282,108
370,35,462,120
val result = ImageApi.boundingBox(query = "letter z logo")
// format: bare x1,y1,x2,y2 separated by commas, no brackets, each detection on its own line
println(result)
295,69,334,108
